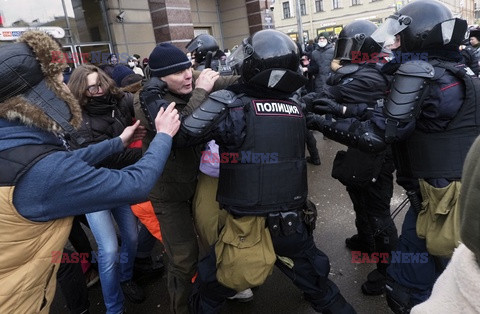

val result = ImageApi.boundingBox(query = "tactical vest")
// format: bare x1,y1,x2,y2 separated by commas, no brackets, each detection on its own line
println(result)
0,144,73,313
393,61,480,179
216,96,308,216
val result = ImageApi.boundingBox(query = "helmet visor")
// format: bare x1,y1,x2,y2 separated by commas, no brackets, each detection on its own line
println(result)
334,36,364,60
226,38,254,69
371,15,410,48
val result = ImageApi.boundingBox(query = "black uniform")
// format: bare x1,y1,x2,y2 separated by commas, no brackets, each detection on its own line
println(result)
305,63,397,291
180,82,354,314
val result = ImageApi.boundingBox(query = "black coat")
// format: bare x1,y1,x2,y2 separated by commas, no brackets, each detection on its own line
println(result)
310,43,334,93
73,92,142,169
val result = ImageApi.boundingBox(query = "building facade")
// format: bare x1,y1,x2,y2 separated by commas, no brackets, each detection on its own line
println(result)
272,0,476,44
0,0,272,67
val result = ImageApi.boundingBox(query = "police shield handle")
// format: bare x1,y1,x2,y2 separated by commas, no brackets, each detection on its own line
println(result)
155,102,180,137
119,120,147,148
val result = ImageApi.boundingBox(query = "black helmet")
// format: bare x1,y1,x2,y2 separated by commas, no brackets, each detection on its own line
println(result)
228,29,299,82
371,0,467,52
185,34,219,63
334,20,381,61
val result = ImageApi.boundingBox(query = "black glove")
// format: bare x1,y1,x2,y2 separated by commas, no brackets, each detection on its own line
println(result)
139,77,169,131
302,92,319,113
305,113,326,131
312,98,370,119
311,98,345,116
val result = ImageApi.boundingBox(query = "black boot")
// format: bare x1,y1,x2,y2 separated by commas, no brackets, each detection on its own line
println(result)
321,294,357,314
306,156,321,165
345,234,374,253
361,269,386,296
133,255,165,282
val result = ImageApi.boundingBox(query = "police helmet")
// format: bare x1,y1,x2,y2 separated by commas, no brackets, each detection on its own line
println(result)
371,0,467,52
227,29,299,82
185,34,219,63
334,20,381,61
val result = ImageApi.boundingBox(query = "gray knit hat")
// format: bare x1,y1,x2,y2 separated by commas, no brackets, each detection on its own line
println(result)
148,43,192,78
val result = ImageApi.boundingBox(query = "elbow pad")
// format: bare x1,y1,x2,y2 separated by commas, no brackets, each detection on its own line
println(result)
383,61,434,142
182,90,236,136
322,119,387,153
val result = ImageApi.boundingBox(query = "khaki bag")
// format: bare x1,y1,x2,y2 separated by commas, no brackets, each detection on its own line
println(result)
416,179,461,257
215,214,276,291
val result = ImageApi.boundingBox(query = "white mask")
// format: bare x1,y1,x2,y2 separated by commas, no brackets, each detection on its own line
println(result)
318,41,328,48
128,62,135,68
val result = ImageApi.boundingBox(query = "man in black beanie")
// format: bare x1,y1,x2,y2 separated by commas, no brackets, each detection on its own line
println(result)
138,42,238,314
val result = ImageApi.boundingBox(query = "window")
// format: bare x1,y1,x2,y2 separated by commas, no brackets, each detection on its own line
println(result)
283,2,291,18
333,0,341,9
352,0,361,5
315,0,324,12
300,0,307,15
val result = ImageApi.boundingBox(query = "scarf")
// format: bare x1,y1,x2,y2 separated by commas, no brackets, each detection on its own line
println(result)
85,93,116,116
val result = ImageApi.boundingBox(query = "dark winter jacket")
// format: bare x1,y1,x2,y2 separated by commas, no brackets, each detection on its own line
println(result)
310,43,335,93
72,91,142,169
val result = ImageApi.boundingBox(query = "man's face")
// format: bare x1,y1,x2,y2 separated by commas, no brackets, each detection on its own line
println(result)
385,34,401,51
161,67,193,95
470,36,479,46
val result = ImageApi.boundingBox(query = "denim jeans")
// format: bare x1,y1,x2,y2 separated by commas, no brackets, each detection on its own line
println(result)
86,205,138,314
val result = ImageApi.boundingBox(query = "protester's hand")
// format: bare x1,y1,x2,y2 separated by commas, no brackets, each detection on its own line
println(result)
119,120,147,148
155,102,180,137
195,68,220,93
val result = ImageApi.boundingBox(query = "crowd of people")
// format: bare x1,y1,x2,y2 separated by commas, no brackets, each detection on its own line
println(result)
2,0,480,313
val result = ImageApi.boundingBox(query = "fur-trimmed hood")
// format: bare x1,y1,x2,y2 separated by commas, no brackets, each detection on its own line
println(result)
0,31,82,134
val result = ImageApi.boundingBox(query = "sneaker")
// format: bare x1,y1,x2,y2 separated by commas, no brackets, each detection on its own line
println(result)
306,156,321,166
227,288,254,303
121,279,146,303
84,268,99,288
361,269,386,296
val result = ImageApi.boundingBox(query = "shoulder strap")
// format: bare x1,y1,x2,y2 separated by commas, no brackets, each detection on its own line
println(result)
0,145,64,186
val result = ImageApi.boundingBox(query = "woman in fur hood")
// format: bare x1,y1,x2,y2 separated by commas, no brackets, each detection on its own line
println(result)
0,30,180,314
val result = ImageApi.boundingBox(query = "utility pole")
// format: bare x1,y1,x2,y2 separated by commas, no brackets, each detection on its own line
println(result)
295,0,304,51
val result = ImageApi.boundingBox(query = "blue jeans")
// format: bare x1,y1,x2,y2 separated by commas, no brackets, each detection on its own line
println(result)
86,205,138,314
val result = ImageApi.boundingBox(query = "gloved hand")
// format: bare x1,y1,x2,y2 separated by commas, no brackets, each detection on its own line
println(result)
140,77,170,131
311,98,346,116
142,76,168,95
305,113,326,131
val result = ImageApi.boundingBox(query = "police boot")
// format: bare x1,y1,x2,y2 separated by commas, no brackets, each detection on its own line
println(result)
345,234,374,253
320,294,357,314
306,156,321,165
361,269,386,296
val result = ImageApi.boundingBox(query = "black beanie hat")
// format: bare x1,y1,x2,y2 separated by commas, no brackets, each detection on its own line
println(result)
149,43,192,77
112,65,135,87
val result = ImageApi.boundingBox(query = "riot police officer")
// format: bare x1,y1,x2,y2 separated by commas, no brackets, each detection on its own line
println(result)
307,1,479,312
185,34,219,71
179,29,356,314
304,20,397,296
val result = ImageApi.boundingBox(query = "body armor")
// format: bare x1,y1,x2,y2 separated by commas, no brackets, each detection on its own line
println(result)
217,94,308,216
